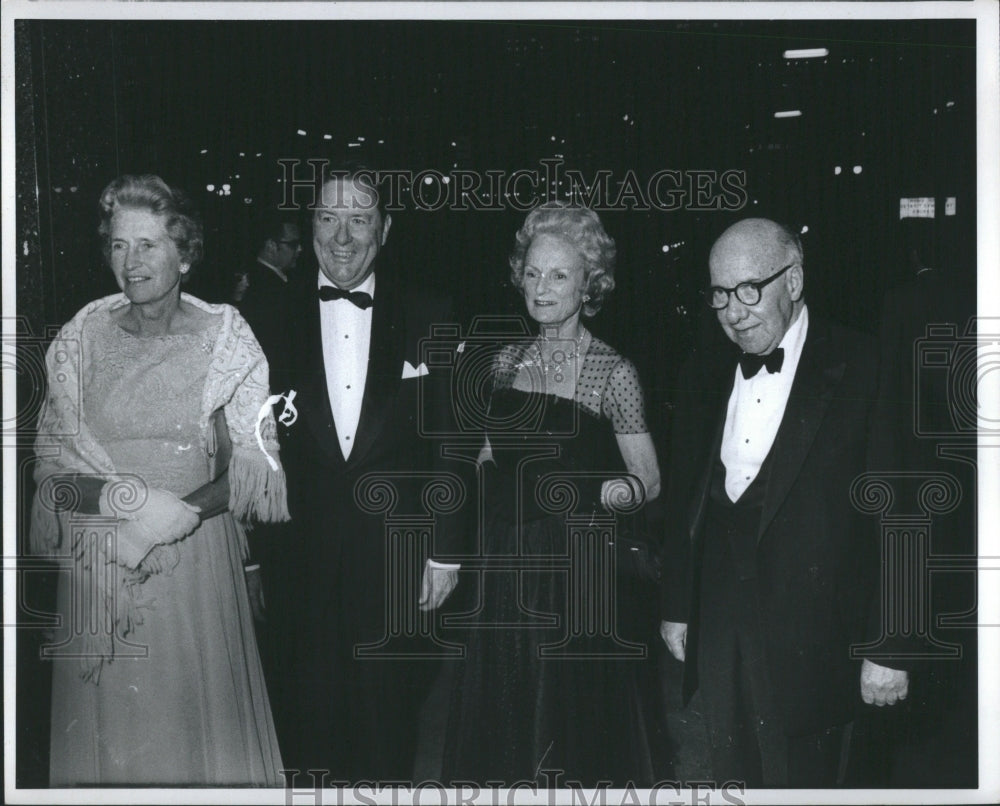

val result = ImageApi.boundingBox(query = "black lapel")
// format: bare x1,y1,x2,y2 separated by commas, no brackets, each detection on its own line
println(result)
348,272,406,467
757,317,845,541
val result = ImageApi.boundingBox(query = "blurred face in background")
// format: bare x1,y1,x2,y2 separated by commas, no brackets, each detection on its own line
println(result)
269,223,302,273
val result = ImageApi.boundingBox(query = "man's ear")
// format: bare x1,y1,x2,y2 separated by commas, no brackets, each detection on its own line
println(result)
787,263,805,302
381,214,392,246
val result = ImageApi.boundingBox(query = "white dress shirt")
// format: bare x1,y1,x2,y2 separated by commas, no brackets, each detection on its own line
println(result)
720,305,809,502
319,272,375,460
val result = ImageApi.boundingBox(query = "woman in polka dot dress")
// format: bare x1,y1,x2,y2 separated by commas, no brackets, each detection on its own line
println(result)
444,203,666,787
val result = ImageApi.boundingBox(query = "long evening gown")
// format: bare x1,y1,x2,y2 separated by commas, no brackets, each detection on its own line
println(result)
443,336,666,787
47,311,283,785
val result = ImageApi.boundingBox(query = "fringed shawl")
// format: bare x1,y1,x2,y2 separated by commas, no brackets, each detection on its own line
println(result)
29,293,289,682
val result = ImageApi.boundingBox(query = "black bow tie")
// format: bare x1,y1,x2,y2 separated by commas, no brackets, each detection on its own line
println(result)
739,348,784,379
318,286,373,309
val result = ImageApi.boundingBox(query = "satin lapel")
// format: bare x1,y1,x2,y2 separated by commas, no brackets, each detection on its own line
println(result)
757,320,845,541
296,285,347,469
348,274,405,467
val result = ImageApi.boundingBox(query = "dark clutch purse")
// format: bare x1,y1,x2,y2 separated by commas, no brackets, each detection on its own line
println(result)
206,407,232,481
612,512,663,583
582,476,663,583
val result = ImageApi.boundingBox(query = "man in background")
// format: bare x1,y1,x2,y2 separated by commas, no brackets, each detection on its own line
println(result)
235,212,302,362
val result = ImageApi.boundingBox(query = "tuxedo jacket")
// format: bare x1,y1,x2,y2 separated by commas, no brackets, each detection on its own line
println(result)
661,315,882,737
236,260,294,366
270,262,469,647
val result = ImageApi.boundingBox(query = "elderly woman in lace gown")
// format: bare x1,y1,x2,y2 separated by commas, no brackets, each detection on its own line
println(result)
443,203,665,786
30,175,288,785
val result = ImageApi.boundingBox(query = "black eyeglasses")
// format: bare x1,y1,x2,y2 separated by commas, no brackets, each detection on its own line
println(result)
707,263,794,309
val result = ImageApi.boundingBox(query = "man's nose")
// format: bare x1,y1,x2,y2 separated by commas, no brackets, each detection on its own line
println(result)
724,296,749,323
334,222,351,245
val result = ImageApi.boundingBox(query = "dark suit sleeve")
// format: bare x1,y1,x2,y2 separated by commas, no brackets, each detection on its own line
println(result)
659,352,709,624
863,303,922,673
416,294,476,561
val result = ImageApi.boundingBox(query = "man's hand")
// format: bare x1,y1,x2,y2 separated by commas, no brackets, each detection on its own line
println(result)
245,567,266,622
660,620,687,662
419,561,458,611
861,658,909,706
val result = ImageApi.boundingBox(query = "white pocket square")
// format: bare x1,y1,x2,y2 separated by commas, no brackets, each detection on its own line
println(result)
402,360,429,379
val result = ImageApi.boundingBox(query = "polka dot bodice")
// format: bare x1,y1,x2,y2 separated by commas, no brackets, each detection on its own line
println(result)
492,335,649,435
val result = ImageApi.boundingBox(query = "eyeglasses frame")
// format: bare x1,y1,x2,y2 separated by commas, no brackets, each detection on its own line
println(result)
706,262,796,310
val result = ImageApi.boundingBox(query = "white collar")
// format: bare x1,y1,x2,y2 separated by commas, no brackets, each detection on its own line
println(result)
777,302,808,358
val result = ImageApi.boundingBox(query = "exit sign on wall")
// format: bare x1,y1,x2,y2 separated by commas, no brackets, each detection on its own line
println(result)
900,197,936,219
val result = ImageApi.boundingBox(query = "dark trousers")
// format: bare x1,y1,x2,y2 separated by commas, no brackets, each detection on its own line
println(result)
698,534,850,787
270,525,441,784
283,656,433,784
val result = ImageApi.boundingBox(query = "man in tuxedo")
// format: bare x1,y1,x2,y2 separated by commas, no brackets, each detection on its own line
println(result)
659,218,908,786
235,213,302,363
271,166,465,782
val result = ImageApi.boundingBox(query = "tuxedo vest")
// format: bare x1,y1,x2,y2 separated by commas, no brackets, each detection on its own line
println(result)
704,441,777,581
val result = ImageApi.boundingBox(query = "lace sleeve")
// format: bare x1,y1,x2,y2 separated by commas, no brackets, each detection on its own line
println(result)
602,357,650,435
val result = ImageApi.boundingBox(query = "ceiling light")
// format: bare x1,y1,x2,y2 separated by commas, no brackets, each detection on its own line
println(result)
783,48,829,59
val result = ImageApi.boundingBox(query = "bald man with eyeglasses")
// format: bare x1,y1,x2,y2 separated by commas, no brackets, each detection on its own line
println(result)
659,218,908,787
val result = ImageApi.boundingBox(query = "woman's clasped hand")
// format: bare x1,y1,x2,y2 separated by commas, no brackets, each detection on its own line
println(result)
97,484,202,567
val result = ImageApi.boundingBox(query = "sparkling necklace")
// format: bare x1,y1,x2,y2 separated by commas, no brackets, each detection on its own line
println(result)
527,328,588,383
